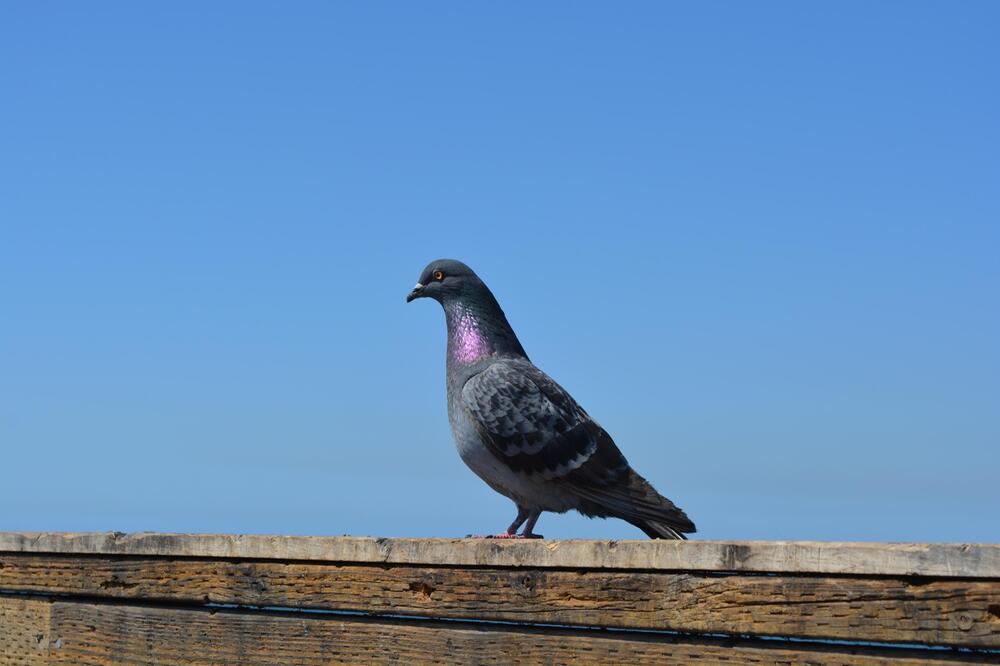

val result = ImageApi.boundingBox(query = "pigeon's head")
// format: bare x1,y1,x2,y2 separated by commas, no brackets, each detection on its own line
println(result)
406,259,486,305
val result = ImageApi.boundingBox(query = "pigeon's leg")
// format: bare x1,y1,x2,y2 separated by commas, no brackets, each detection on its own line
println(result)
505,505,531,536
470,505,532,539
519,510,544,539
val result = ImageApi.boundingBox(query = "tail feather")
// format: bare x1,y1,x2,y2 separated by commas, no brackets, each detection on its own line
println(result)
627,518,689,540
571,468,695,540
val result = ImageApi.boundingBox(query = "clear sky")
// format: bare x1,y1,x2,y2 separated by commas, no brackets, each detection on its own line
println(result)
2,3,997,543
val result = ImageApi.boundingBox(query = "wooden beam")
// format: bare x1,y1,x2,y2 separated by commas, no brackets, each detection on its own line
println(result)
1,554,998,648
2,596,994,666
2,532,998,578
0,596,50,666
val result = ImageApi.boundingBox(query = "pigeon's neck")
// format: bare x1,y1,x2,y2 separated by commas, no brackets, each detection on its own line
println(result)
444,298,526,367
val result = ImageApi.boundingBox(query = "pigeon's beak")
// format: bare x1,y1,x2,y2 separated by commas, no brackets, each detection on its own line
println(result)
406,283,425,303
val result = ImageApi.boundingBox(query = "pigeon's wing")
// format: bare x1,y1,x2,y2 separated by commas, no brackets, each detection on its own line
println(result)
462,358,696,537
461,359,629,483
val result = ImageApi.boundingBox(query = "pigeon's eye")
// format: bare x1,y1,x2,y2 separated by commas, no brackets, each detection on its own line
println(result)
433,270,445,281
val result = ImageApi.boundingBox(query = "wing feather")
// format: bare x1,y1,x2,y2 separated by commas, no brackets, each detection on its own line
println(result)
461,359,627,482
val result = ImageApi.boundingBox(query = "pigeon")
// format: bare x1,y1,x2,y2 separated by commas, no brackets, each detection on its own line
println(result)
407,259,696,539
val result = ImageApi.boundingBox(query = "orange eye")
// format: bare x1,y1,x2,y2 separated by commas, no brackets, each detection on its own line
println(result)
433,270,444,281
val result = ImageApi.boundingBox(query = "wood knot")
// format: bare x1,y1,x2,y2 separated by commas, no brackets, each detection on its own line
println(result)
955,613,976,631
513,573,536,594
408,581,435,600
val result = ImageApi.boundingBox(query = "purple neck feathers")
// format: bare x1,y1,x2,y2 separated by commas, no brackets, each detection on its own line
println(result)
444,300,526,366
448,306,493,364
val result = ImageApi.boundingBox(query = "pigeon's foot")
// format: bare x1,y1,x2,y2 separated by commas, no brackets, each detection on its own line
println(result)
466,508,545,539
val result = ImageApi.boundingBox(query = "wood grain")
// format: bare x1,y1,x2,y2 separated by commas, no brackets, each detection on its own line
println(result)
2,596,991,666
2,532,998,577
1,554,998,648
0,596,51,666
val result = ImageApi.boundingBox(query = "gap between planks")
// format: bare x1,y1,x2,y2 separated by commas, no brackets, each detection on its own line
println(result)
2,595,997,666
1,554,998,648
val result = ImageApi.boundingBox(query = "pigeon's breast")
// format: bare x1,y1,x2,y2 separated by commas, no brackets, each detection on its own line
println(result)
446,391,577,512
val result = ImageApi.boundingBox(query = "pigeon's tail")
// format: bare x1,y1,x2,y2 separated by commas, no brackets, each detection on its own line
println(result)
573,469,696,540
626,517,689,540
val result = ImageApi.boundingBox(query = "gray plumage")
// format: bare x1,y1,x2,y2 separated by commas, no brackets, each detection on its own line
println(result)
408,259,695,539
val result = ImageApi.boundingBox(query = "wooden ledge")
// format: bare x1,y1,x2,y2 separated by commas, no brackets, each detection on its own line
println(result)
1,532,997,578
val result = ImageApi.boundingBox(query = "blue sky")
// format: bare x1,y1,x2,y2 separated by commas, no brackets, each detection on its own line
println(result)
2,2,997,542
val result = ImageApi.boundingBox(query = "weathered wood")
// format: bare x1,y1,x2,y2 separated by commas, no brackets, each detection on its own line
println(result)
3,596,994,666
1,554,998,648
4,533,999,663
0,596,50,666
2,532,998,577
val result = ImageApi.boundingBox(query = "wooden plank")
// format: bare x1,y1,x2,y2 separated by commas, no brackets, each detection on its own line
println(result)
1,554,998,648
7,597,988,666
0,596,51,666
2,532,998,577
